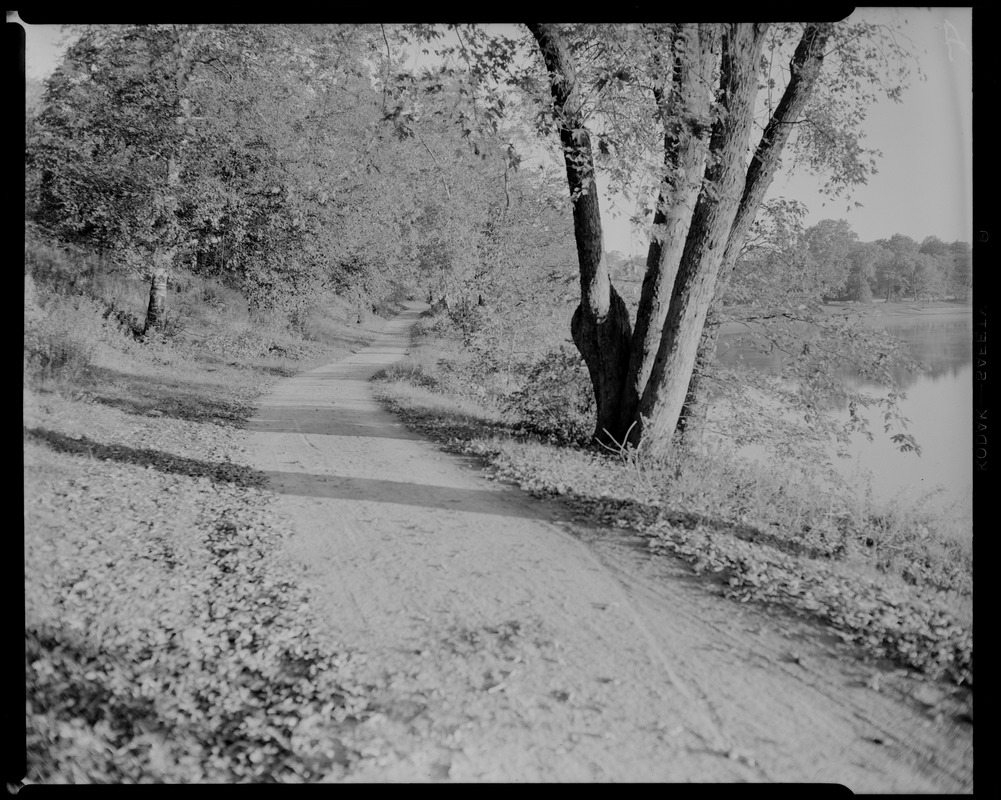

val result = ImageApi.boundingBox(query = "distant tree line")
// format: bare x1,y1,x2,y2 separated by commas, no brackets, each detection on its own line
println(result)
729,218,973,305
606,215,972,308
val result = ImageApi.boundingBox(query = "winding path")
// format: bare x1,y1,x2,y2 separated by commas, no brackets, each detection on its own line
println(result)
243,302,972,787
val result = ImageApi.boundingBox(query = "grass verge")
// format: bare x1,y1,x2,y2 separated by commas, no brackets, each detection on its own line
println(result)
372,323,973,690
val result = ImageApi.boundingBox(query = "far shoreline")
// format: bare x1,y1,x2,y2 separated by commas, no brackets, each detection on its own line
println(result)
719,299,972,335
826,298,973,317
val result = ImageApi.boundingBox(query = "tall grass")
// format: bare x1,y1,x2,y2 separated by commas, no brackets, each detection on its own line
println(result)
24,271,122,385
22,232,397,397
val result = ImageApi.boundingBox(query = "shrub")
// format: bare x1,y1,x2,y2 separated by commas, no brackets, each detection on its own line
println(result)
168,273,251,334
413,309,456,339
377,360,439,390
24,323,95,383
502,346,594,443
89,270,148,320
372,298,402,319
143,307,191,342
24,230,100,296
24,277,101,383
99,299,143,339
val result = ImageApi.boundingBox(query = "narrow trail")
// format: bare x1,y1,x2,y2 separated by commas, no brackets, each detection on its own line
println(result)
243,303,972,787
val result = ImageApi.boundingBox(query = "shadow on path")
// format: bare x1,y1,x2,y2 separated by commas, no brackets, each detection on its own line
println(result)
263,469,543,520
82,365,254,426
24,427,264,488
246,407,418,441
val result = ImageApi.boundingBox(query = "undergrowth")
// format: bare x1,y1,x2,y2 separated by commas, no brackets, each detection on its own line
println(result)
25,488,374,783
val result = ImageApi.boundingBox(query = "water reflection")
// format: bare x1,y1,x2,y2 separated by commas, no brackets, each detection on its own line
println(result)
876,316,972,382
718,310,972,389
715,309,973,510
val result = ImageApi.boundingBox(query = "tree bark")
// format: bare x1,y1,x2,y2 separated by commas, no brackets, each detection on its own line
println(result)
142,25,199,334
676,23,834,445
528,23,634,445
674,304,720,446
143,263,169,334
635,24,769,449
620,24,715,427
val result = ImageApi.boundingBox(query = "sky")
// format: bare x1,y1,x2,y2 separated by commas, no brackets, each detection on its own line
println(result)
773,8,972,246
599,8,974,254
14,10,973,251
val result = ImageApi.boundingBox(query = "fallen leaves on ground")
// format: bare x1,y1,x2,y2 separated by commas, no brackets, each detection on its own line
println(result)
24,389,378,783
375,379,973,689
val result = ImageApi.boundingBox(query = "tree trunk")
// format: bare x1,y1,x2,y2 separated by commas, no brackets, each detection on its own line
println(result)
675,23,834,446
529,23,634,446
571,290,633,444
635,24,769,449
141,26,200,337
143,263,169,334
620,24,715,428
675,305,721,446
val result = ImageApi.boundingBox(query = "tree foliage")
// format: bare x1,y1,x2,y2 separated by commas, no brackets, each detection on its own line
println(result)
25,23,580,334
870,233,957,302
497,20,920,453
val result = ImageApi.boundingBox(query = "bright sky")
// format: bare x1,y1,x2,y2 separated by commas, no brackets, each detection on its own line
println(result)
15,10,973,250
601,8,974,253
774,8,973,246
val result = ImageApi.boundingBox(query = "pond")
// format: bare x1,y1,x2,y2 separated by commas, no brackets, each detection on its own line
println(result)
714,305,973,519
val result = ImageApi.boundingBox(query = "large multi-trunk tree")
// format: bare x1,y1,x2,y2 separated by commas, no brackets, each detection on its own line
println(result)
525,21,872,451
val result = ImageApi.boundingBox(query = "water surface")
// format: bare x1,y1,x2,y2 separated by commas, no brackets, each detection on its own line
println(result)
715,306,972,515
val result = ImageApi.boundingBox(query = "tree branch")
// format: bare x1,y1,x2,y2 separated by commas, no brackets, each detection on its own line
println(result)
413,128,451,202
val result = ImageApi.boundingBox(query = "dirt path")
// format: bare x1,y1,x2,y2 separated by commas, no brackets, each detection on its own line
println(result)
243,303,972,787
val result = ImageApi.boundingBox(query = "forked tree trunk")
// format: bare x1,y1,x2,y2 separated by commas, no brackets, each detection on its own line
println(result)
675,23,834,446
634,24,768,449
620,24,716,430
571,290,633,444
529,21,831,453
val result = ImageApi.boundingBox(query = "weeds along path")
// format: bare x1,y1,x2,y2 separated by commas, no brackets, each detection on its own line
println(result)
243,302,971,787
